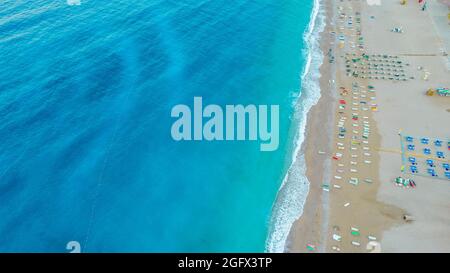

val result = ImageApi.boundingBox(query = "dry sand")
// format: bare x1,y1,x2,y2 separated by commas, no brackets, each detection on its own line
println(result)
363,0,450,253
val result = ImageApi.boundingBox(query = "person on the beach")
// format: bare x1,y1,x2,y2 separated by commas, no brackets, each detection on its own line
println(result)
419,0,427,11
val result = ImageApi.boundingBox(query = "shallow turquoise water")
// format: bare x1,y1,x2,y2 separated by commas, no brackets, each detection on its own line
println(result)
0,0,313,252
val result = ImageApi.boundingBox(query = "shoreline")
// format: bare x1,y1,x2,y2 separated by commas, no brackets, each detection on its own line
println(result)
285,0,334,253
266,0,326,253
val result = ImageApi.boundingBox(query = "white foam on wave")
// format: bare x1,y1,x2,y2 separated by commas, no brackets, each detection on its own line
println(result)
266,0,326,253
67,0,81,6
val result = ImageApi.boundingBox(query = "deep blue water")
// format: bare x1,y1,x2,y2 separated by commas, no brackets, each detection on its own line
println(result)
0,0,313,252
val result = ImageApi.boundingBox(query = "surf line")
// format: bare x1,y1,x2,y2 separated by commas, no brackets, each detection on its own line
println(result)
171,97,279,152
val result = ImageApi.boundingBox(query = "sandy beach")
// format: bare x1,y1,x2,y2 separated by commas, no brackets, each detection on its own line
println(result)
287,0,450,253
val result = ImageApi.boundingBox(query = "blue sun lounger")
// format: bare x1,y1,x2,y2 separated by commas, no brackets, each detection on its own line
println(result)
408,145,415,151
427,168,437,177
424,148,431,155
410,165,418,173
443,163,450,171
408,157,416,164
421,138,429,144
406,136,413,142
435,140,442,147
446,172,450,179
437,151,445,159
426,159,434,167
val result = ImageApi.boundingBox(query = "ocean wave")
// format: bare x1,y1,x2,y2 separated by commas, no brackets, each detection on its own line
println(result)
265,0,326,253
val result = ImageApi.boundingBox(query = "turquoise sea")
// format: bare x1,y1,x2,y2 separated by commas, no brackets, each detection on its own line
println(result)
0,0,323,252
